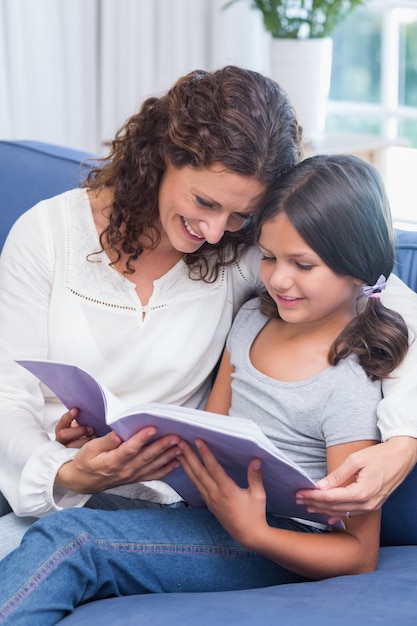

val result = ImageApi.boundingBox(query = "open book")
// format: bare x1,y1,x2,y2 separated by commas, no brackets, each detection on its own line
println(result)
17,358,338,527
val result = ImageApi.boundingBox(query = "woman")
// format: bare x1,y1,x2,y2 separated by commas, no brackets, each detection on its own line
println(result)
0,65,302,556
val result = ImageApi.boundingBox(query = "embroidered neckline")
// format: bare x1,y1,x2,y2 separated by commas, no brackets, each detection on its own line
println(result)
64,189,225,315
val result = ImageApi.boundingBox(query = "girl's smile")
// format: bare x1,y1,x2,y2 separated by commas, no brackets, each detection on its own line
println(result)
275,294,305,307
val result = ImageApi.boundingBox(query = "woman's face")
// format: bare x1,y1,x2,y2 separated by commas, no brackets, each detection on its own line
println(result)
158,162,266,253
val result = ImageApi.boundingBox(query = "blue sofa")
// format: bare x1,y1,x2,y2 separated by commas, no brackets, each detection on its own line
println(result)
1,140,417,625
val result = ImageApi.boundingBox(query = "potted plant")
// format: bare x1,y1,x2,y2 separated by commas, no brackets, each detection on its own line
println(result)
224,1,364,39
224,1,365,141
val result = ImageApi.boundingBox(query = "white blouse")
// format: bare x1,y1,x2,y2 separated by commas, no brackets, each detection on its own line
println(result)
0,189,263,516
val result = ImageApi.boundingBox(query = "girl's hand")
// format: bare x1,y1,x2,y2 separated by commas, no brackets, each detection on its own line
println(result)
55,427,182,494
179,439,268,546
55,408,95,448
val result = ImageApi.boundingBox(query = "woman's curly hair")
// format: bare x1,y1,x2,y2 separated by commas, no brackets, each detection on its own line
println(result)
82,65,302,281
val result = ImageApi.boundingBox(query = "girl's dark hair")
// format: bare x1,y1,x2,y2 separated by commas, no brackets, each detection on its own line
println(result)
83,65,302,280
254,154,409,380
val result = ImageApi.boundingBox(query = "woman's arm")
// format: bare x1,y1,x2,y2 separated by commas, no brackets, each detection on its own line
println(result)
179,437,380,580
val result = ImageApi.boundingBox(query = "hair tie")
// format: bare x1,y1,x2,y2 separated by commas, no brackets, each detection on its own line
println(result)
362,274,387,299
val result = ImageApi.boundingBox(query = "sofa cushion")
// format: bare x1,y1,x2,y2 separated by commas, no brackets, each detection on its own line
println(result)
59,546,417,626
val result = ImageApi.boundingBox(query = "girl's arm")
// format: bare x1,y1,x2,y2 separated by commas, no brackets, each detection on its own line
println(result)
179,437,380,580
55,409,96,448
205,349,233,415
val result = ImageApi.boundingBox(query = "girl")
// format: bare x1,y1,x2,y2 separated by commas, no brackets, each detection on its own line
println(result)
180,153,410,579
0,155,409,625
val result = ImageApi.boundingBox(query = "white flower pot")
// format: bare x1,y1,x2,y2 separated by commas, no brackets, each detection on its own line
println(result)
270,37,333,144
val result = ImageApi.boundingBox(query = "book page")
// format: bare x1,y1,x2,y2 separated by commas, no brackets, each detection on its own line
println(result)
17,359,124,437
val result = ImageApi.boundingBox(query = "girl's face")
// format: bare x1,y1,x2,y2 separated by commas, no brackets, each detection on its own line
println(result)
259,213,362,329
158,162,265,253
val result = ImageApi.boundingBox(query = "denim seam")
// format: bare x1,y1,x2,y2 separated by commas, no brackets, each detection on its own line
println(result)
0,533,90,621
96,541,257,558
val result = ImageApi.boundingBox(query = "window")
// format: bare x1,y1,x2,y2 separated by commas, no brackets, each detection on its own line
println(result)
328,0,417,223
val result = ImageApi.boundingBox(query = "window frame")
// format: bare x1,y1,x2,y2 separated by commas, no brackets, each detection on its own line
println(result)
327,0,417,145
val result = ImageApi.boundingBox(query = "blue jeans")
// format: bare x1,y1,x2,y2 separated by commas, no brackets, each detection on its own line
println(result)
0,507,314,625
0,492,176,559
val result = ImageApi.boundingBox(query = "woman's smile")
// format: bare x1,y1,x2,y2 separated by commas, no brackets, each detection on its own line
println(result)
180,216,205,241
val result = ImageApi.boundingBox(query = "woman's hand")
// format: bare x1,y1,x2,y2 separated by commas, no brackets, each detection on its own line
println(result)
55,409,95,448
55,426,182,494
296,437,417,524
179,439,268,546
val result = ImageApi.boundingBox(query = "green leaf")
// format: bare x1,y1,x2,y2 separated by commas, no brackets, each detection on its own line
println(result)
222,0,366,39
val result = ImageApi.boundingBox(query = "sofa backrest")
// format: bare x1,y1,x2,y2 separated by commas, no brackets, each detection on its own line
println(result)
393,228,417,293
0,140,95,251
381,232,417,545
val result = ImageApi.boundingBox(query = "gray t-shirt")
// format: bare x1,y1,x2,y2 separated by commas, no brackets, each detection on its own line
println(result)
226,299,382,483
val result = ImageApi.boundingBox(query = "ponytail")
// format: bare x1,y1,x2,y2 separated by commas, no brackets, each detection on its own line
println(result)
329,291,409,381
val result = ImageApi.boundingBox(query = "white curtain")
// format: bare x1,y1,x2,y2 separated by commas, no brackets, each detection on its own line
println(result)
0,0,99,151
0,0,269,154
